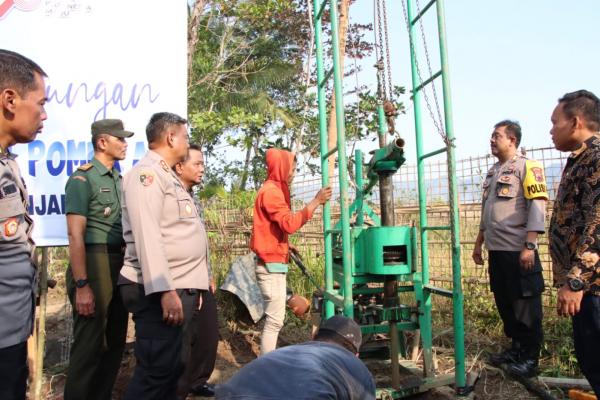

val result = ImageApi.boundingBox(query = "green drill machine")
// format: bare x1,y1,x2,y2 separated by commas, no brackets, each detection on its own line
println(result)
310,0,469,398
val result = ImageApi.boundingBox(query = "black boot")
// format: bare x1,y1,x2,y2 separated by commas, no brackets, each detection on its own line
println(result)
190,383,215,397
487,342,521,366
508,345,539,378
508,357,538,378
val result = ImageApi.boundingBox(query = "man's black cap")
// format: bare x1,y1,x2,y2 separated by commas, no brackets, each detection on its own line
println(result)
319,315,362,352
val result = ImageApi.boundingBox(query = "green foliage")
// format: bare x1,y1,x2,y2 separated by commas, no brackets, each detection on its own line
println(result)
462,282,503,336
345,86,406,141
201,187,256,226
286,242,325,297
199,183,229,200
187,0,379,190
540,309,580,377
188,0,307,190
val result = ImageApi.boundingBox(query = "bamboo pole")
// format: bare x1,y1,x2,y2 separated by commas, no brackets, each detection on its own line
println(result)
538,377,592,391
33,247,48,400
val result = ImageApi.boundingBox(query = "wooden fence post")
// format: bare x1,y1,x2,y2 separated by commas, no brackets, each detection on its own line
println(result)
33,247,48,400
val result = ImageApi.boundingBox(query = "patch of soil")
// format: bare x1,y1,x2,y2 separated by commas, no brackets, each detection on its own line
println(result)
38,292,313,399
36,292,565,400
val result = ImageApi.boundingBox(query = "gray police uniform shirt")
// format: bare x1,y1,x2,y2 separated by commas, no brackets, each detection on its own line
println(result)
480,155,546,251
215,341,376,400
120,151,209,294
0,149,36,348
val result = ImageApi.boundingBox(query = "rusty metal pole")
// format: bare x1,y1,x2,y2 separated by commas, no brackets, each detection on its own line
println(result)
377,101,400,388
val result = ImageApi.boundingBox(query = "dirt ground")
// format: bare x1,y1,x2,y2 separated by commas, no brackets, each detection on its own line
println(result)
34,289,574,400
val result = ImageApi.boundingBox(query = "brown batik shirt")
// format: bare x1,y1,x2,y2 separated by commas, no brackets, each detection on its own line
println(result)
549,133,600,295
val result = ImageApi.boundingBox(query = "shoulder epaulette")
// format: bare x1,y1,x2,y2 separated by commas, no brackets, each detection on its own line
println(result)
77,163,93,171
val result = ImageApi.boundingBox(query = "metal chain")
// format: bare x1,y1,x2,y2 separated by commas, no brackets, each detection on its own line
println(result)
374,0,387,100
400,0,447,142
381,0,393,100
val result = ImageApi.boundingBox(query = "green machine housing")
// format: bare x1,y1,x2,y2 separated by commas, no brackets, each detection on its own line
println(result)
355,225,414,276
312,0,467,396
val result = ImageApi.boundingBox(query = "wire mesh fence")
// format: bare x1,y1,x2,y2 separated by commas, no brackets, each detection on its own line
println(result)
288,145,567,308
142,145,568,307
44,145,567,367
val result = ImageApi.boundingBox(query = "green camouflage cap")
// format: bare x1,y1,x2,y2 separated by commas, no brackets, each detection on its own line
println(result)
91,119,134,138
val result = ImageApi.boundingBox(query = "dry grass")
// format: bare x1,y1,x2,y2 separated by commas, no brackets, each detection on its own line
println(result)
36,195,580,399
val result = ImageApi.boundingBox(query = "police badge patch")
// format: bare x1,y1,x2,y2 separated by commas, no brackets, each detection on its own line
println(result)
4,218,18,237
523,160,548,200
531,167,544,183
139,172,154,186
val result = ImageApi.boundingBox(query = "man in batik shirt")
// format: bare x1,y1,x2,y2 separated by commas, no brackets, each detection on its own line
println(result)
549,90,600,398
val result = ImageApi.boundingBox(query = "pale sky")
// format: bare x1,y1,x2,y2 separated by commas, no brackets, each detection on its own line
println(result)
347,0,600,160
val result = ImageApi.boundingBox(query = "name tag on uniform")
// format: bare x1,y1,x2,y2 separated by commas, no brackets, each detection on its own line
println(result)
100,187,111,192
0,183,17,198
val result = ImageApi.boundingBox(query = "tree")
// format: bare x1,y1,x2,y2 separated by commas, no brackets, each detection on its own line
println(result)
186,0,378,191
188,0,307,189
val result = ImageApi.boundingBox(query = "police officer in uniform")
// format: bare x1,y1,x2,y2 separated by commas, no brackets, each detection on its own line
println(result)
63,119,133,400
473,120,547,377
119,113,209,400
0,50,47,400
173,144,218,398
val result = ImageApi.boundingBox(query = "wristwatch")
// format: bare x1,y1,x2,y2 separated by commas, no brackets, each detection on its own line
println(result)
524,241,538,250
567,277,585,292
75,278,89,288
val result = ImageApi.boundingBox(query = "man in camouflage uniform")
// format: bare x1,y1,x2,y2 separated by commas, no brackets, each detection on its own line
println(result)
63,119,133,400
173,143,218,398
473,120,547,377
549,90,600,397
0,49,47,400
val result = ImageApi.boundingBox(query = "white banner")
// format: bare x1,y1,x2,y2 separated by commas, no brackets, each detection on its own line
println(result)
0,0,188,246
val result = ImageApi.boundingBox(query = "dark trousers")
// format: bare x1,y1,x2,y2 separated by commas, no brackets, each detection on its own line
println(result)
0,341,28,400
489,250,544,359
64,250,128,400
573,294,600,397
177,289,219,398
120,284,198,400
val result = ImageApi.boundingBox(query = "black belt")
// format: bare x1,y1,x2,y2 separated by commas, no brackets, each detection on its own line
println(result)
86,244,125,254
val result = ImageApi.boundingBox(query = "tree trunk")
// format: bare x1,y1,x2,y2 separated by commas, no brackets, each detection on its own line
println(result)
188,0,207,88
252,134,262,190
327,0,350,180
239,132,254,191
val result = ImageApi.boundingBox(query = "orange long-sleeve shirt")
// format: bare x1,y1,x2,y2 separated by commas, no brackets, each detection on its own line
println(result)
250,149,312,263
